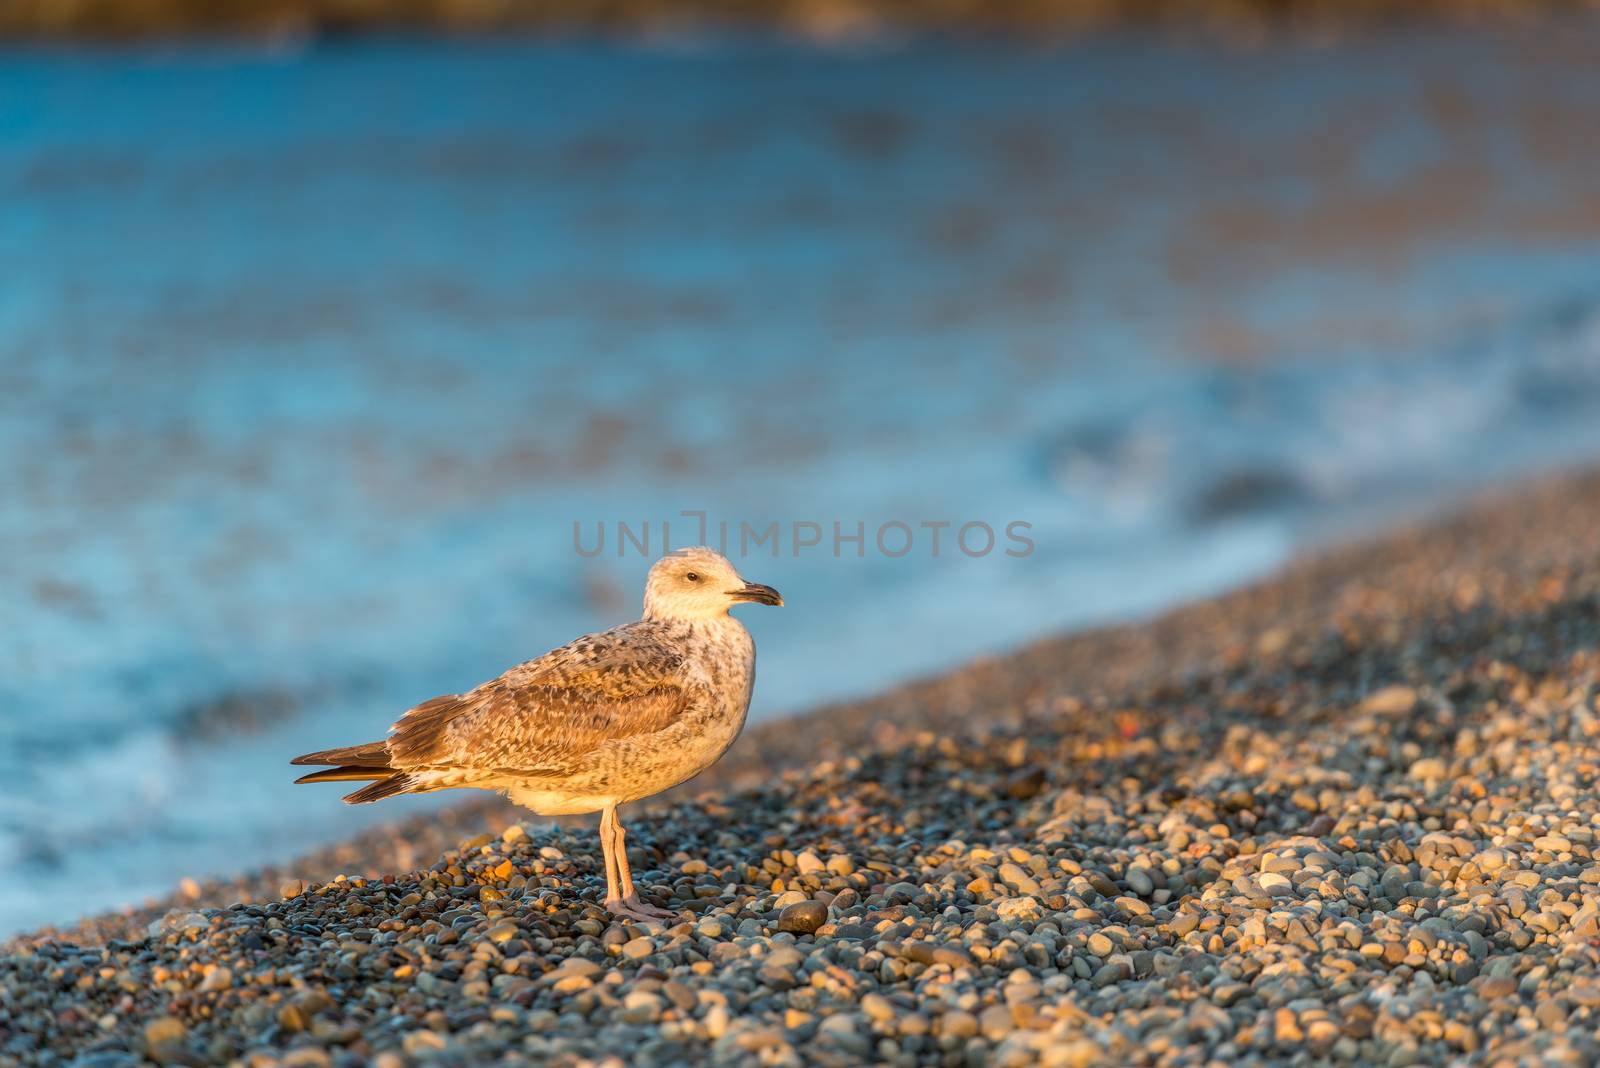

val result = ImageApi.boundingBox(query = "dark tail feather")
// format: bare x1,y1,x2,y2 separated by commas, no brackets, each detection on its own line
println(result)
294,766,392,785
343,774,424,805
291,740,390,767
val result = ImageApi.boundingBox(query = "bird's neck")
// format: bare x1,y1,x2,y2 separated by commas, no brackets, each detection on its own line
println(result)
642,608,742,628
642,611,749,645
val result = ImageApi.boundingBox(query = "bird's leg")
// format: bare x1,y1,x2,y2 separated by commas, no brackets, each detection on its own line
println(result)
599,804,624,906
602,806,675,922
613,816,638,899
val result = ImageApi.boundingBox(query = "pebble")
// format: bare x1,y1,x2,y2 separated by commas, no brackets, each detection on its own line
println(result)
998,862,1041,895
776,900,828,934
1257,871,1292,895
620,990,663,1023
196,965,231,992
142,1017,185,1050
1213,983,1249,1007
619,936,654,960
1092,960,1131,987
995,896,1042,922
1479,975,1517,999
979,1004,1013,1039
1364,684,1417,715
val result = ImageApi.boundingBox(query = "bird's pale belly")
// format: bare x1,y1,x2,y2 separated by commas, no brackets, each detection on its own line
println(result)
503,787,616,816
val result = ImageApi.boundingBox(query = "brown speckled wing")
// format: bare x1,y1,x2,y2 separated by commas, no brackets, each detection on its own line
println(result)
384,622,690,778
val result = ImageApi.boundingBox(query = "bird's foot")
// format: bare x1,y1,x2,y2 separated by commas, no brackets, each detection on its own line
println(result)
605,893,676,922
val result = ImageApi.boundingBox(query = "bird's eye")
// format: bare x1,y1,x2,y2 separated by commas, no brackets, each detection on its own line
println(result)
685,572,700,582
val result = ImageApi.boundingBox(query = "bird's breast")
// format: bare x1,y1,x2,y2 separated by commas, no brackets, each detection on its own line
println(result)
562,618,757,805
673,624,756,761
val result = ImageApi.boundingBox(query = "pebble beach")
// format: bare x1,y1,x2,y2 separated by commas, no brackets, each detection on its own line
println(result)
7,468,1600,1067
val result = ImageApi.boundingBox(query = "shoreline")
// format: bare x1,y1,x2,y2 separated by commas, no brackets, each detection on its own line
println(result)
12,467,1599,952
7,467,1600,1064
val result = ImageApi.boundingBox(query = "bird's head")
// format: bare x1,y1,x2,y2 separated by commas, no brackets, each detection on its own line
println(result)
642,546,782,621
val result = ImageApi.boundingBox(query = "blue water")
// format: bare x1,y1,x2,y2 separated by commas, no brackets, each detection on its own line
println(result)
5,28,1600,935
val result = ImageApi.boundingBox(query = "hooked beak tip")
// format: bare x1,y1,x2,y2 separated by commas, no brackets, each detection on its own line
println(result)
729,583,783,607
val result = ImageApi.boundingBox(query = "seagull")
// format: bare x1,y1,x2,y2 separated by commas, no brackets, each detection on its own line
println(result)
291,546,782,921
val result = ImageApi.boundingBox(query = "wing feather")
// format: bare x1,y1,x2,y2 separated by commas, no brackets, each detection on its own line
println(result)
386,622,691,778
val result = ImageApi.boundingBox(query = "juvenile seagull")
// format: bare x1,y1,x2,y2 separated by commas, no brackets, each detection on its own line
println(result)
291,547,781,921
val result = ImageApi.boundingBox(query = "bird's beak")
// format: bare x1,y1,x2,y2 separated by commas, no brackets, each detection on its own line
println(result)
728,582,783,607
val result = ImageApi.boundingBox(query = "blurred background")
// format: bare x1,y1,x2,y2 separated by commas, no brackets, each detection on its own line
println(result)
5,2,1600,935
